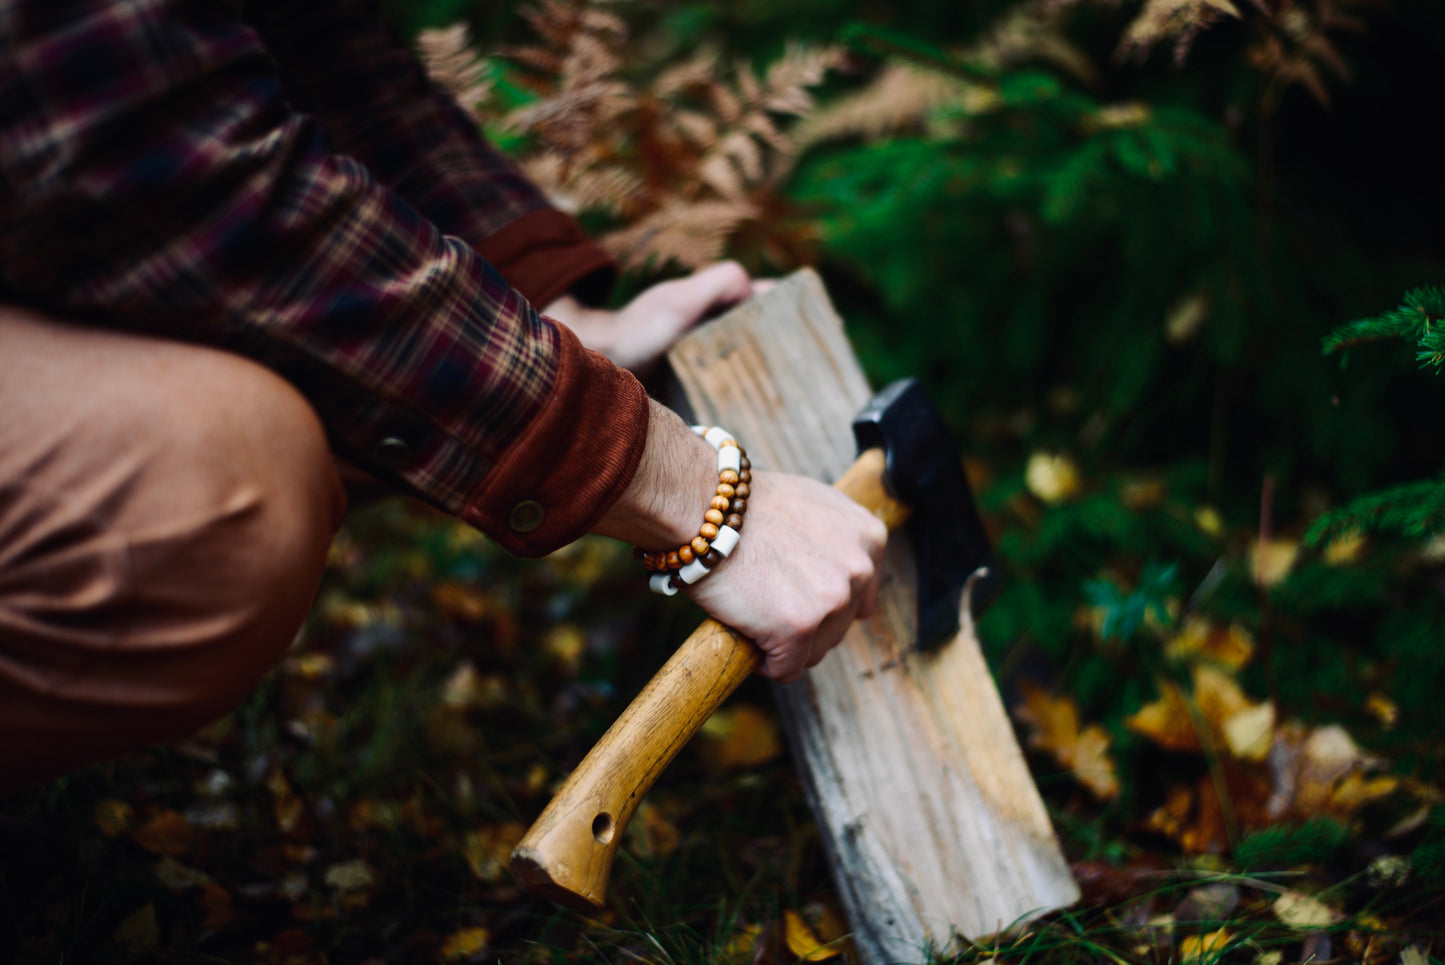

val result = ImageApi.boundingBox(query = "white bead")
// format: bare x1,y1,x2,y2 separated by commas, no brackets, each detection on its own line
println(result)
678,558,711,584
711,526,740,557
718,445,741,474
650,573,679,596
691,425,707,436
704,426,733,450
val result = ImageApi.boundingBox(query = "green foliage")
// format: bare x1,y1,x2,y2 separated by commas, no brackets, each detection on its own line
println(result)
1084,561,1179,644
1233,818,1349,870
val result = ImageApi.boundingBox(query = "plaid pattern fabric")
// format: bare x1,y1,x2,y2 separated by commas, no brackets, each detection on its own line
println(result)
0,0,646,553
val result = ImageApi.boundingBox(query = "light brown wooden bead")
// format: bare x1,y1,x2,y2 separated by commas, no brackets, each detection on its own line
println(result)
716,483,736,498
719,469,740,485
711,496,731,512
667,551,681,570
691,537,711,556
679,545,695,564
705,509,725,525
699,522,719,540
726,513,744,530
735,482,750,499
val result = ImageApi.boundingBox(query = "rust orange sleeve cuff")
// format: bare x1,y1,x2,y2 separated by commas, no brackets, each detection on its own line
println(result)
462,320,649,557
471,208,617,309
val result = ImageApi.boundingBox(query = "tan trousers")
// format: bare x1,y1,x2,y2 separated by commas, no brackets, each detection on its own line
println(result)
0,305,348,790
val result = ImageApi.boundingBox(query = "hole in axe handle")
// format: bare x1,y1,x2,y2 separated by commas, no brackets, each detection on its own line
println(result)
591,812,615,845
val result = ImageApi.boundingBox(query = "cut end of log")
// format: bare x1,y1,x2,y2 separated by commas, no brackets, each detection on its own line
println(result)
509,847,606,913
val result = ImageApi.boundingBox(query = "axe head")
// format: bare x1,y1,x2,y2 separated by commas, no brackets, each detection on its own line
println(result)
852,379,1001,649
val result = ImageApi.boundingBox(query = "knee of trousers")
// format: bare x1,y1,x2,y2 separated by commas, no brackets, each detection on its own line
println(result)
0,339,347,785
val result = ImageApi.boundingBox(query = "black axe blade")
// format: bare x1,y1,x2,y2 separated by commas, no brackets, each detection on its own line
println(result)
852,378,1001,650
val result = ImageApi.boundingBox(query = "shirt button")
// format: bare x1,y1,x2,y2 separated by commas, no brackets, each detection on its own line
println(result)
373,436,411,469
508,500,545,533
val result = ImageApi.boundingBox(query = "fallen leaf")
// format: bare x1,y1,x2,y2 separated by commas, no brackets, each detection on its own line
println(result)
113,902,160,951
155,855,213,891
1165,290,1211,344
720,924,764,965
325,859,377,892
441,927,491,960
463,823,526,882
1014,681,1120,800
699,704,783,772
784,909,840,961
1401,945,1430,965
1223,701,1275,762
1365,691,1399,730
1181,927,1231,963
1251,538,1299,587
267,768,307,836
1274,890,1340,929
95,798,134,837
1025,452,1082,504
198,883,236,932
1195,506,1224,537
132,809,194,856
1165,618,1254,672
1323,529,1368,565
639,801,681,859
1126,678,1199,753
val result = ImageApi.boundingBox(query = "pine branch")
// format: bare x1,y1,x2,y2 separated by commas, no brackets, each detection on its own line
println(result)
1304,477,1445,547
1321,287,1445,357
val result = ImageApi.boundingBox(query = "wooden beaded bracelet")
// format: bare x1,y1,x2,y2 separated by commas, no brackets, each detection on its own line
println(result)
636,425,751,596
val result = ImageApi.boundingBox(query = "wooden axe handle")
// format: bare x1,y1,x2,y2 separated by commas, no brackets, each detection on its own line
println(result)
510,446,909,910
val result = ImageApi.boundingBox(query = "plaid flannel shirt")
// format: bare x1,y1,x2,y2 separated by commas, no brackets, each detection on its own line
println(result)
0,0,649,556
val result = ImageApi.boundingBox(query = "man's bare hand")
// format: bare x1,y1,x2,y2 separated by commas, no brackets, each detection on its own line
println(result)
593,402,886,683
544,261,769,377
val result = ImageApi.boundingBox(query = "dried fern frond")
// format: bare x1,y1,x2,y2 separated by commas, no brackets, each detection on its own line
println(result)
601,200,760,272
793,62,967,148
1117,0,1243,64
416,24,495,114
521,155,646,216
425,0,838,274
1246,0,1382,106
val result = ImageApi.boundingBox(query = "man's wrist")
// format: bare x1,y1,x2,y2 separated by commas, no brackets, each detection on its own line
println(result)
591,399,717,550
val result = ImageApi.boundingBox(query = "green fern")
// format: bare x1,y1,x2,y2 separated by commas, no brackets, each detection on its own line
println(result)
1234,818,1349,870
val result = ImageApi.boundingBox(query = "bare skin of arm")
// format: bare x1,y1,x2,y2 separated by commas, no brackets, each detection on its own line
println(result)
547,264,885,683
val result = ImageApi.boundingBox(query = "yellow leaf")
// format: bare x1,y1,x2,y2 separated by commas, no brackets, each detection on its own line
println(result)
283,652,334,680
1250,538,1299,587
95,798,134,837
324,859,377,892
785,909,841,961
463,823,526,882
1014,681,1120,800
1401,945,1431,965
1365,691,1399,730
1165,290,1211,344
441,926,491,960
1273,890,1340,929
1164,618,1254,671
1195,506,1224,538
1222,701,1275,761
1126,679,1199,753
1025,452,1081,504
1181,927,1231,963
721,924,763,965
544,624,587,674
1323,529,1368,565
699,704,782,771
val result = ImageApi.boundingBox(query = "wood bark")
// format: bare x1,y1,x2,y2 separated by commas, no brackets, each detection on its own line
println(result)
667,269,1079,963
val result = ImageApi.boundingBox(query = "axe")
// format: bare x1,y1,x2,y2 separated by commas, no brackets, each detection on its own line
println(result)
510,377,999,911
